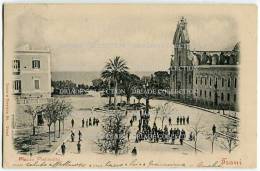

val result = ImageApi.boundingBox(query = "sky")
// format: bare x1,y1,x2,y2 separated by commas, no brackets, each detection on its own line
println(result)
9,4,239,72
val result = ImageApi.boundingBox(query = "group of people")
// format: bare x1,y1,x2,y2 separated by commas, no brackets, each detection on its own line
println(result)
60,130,83,155
81,117,100,128
176,116,189,125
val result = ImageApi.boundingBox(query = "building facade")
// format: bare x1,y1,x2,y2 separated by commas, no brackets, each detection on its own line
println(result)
13,45,51,98
170,17,239,111
12,45,52,128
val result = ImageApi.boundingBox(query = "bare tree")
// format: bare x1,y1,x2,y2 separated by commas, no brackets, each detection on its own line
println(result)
219,120,239,153
24,105,42,136
157,102,174,128
43,99,59,145
190,115,204,153
97,111,130,155
57,100,73,137
205,132,217,153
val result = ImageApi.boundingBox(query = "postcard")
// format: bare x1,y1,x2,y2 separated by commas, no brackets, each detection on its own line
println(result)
2,4,257,168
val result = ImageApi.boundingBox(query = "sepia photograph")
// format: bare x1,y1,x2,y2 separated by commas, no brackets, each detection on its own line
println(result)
2,4,257,168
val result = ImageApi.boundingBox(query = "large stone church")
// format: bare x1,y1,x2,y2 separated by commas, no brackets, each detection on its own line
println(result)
170,17,239,111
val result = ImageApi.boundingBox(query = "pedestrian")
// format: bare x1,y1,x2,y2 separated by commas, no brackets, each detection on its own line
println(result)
89,118,92,126
71,119,74,128
71,131,75,142
183,116,185,125
96,119,99,126
78,130,82,141
82,118,85,128
169,117,172,126
172,133,176,144
93,117,96,126
180,117,182,125
125,110,128,116
131,147,137,155
189,132,193,141
177,116,179,125
130,119,133,127
61,142,66,155
77,141,81,153
186,116,189,125
212,124,216,135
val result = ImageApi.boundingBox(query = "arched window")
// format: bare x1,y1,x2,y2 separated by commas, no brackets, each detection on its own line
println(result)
228,78,231,87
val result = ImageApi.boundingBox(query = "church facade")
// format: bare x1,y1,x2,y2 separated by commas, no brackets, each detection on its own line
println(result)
170,17,239,111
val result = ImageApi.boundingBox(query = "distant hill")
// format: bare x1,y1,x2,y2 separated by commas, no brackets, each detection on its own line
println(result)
51,71,155,85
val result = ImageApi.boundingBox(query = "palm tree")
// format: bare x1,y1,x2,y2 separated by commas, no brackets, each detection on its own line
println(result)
101,56,129,109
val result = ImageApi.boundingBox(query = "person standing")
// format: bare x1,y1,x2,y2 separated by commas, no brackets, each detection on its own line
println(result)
169,117,172,126
183,116,185,125
177,116,179,125
89,118,92,126
180,117,182,125
186,116,190,125
131,147,137,155
71,119,74,128
77,141,81,153
61,142,66,155
130,119,133,127
212,124,216,135
78,130,82,141
82,118,85,128
71,131,75,142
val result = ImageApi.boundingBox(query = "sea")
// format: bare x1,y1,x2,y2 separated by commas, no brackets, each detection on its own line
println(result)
51,71,155,85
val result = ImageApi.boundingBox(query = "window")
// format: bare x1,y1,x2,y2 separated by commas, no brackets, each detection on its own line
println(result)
222,78,225,87
228,78,231,87
234,94,237,102
13,80,21,92
196,77,198,85
227,93,230,101
200,90,202,97
234,78,237,88
215,77,218,88
205,79,207,86
204,90,207,98
195,89,198,96
200,78,203,85
13,60,20,71
209,77,212,86
209,91,211,98
32,60,40,69
221,93,224,101
34,80,40,89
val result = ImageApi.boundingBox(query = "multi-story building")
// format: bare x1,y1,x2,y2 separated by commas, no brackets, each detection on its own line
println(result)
13,44,51,98
170,17,239,111
12,44,52,128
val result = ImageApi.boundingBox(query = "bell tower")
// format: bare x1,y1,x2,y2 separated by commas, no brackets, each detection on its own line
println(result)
170,17,193,101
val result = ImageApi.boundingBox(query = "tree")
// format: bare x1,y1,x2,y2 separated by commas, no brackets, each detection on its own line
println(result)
57,99,73,137
43,99,61,145
24,105,43,136
158,102,174,129
190,115,204,153
97,111,130,155
152,71,170,90
120,73,140,104
101,56,129,108
219,120,239,153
